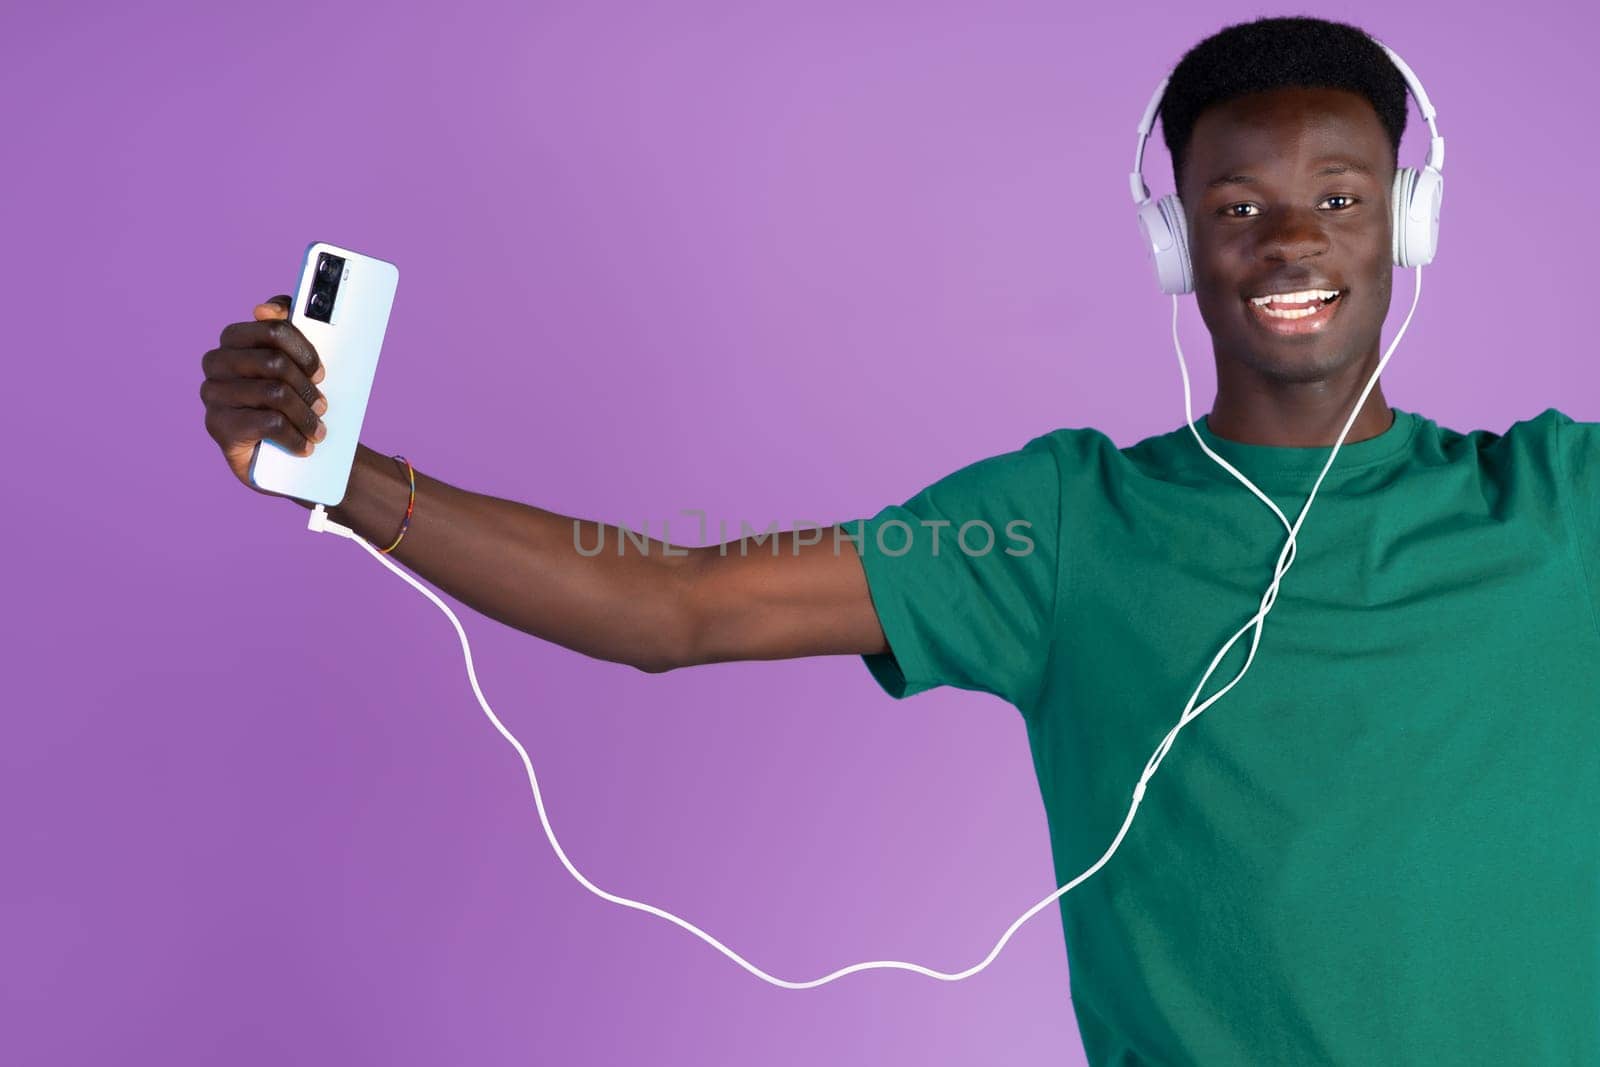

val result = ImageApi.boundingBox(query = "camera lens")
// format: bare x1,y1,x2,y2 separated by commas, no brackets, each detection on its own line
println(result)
310,292,327,310
318,258,334,278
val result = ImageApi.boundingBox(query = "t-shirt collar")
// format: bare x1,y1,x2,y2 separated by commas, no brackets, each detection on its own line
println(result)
1182,406,1420,488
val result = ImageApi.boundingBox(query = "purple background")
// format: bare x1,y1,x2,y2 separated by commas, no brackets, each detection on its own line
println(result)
4,2,1594,1064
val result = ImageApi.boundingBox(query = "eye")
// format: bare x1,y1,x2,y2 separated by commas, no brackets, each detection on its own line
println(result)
1218,196,1359,218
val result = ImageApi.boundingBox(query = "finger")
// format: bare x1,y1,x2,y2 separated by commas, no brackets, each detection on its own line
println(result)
201,347,327,415
218,317,324,385
200,377,326,446
252,294,293,321
206,404,315,459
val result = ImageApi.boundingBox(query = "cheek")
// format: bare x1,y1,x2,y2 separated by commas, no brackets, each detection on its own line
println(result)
1191,289,1242,343
1189,251,1250,332
1353,257,1394,318
1356,221,1393,276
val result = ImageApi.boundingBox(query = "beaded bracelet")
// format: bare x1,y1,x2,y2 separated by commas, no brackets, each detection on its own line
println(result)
378,454,415,554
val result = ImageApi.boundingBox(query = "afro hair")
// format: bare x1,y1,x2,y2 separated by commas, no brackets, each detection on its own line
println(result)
1159,16,1410,195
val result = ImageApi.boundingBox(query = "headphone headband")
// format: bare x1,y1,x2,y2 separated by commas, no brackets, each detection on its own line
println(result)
1129,38,1444,207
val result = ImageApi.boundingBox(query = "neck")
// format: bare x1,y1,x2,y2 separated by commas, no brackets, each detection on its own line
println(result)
1207,354,1394,448
1207,390,1393,448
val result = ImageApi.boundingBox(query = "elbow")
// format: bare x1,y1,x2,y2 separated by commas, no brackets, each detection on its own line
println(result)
631,630,697,674
632,654,678,675
630,563,703,675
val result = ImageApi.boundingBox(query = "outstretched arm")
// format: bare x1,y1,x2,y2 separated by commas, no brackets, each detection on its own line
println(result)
201,296,887,674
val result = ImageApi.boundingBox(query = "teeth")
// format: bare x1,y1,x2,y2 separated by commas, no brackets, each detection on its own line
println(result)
1249,289,1340,306
1257,304,1324,319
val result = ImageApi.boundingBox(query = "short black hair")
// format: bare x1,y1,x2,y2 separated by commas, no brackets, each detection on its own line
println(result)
1159,16,1410,194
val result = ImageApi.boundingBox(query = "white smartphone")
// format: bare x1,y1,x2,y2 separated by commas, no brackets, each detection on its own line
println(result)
248,241,399,506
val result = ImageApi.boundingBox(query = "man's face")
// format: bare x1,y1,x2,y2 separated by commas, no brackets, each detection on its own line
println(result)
1180,87,1395,385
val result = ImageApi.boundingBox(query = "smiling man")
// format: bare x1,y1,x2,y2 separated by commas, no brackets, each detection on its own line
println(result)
1184,81,1400,446
201,13,1600,1066
839,18,1600,1063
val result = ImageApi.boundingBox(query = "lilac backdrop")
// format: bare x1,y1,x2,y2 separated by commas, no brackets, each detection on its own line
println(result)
4,2,1594,1064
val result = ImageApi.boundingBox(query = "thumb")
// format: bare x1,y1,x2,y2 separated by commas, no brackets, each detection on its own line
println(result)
253,294,293,321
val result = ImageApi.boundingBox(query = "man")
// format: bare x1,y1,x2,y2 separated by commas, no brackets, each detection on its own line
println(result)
200,16,1600,1064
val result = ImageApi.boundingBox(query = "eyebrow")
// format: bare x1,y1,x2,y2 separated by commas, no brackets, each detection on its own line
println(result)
1204,160,1375,190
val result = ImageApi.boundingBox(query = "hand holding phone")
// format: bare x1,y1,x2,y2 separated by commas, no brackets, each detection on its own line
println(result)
199,242,399,506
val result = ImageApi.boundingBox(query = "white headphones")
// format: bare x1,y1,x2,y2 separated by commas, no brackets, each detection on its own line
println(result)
1131,40,1446,294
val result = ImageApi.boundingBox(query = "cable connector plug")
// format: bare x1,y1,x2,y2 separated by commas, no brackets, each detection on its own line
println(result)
308,504,357,540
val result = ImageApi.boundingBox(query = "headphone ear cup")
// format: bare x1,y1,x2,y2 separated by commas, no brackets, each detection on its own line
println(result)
1136,194,1194,294
1392,167,1415,266
1392,166,1444,267
1161,195,1194,295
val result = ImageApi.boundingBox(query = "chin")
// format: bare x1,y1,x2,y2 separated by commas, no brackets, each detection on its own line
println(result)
1224,321,1371,385
1248,349,1358,385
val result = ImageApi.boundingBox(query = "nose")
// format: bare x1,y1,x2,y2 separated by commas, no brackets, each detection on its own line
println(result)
1256,205,1330,263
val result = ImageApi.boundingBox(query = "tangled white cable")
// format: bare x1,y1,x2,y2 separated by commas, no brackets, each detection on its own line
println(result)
305,265,1422,988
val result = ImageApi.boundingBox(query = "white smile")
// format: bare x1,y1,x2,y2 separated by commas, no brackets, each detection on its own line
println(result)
1248,288,1342,319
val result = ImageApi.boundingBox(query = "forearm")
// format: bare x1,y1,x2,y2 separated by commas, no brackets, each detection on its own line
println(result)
293,444,694,672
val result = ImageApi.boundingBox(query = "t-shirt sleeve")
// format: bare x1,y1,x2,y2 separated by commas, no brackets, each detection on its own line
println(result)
842,433,1062,712
1554,409,1600,624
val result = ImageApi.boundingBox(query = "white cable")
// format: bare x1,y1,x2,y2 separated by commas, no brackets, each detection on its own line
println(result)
303,265,1423,988
1139,267,1423,789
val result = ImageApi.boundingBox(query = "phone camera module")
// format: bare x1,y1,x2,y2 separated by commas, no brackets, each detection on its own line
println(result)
305,251,346,325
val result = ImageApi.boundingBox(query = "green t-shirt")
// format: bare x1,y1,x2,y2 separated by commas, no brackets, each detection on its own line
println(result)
847,406,1600,1065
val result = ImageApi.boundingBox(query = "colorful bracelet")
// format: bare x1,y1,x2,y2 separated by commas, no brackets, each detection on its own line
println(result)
378,454,415,554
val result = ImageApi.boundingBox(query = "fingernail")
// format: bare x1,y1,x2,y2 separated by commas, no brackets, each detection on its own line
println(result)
312,396,328,416
314,421,328,442
312,366,326,384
